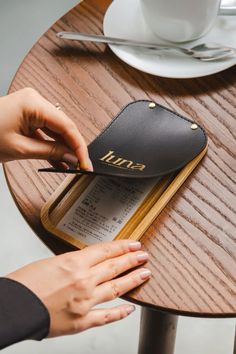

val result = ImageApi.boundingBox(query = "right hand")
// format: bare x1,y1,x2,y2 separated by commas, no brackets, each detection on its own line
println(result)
7,240,151,337
0,88,93,170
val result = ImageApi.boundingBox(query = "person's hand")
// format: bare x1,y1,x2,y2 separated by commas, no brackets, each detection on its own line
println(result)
7,240,151,337
0,88,93,170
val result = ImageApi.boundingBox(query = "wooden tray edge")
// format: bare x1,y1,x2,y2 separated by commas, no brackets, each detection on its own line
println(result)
41,145,208,249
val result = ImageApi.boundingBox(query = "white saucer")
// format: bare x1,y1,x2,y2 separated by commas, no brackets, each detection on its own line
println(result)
103,0,236,78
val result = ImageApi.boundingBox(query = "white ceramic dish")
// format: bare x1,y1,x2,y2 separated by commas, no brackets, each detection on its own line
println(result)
103,0,236,78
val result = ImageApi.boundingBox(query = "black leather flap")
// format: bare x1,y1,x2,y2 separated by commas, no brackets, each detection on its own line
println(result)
39,100,207,178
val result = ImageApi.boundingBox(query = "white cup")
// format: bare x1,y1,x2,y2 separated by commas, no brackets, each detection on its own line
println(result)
140,0,236,42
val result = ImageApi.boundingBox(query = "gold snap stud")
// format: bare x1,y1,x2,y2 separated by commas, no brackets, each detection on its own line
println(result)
191,123,198,130
149,102,156,109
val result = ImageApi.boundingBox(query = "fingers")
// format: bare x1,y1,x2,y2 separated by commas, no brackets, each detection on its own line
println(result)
91,250,149,285
41,127,65,143
39,103,92,170
72,304,136,333
19,88,93,170
66,250,148,315
17,135,77,163
92,268,151,305
30,128,73,169
70,240,142,267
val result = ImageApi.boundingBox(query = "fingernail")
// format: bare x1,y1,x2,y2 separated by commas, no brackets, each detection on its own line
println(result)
81,159,94,172
62,153,78,167
126,305,135,315
140,269,152,280
86,159,94,171
128,241,141,251
136,252,149,262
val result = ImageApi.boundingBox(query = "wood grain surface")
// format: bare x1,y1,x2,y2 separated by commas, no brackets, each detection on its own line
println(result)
4,0,236,317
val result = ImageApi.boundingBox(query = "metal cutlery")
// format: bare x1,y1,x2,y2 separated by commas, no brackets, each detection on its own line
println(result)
57,31,236,61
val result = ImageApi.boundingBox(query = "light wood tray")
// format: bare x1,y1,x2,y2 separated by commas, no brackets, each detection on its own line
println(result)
41,146,207,249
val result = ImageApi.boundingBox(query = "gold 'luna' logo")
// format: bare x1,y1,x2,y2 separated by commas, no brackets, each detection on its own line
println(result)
99,151,146,171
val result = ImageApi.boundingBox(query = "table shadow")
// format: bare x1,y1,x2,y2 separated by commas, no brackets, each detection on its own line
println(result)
52,44,236,98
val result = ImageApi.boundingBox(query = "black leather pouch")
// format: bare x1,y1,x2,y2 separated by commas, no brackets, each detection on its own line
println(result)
39,100,207,178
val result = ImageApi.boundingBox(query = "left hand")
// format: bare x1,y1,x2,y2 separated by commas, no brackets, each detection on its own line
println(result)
0,88,93,170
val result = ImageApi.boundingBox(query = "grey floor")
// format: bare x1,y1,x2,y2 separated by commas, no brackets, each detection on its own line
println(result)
0,1,235,353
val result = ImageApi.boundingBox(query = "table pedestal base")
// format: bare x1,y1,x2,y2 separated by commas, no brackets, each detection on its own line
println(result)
138,308,178,354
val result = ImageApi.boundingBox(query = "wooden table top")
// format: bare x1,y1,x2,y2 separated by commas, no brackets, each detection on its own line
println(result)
4,0,236,317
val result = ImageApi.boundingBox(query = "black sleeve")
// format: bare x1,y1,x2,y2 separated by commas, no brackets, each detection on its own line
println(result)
0,277,50,349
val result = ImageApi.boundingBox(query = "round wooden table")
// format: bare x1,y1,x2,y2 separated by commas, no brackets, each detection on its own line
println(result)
4,1,236,353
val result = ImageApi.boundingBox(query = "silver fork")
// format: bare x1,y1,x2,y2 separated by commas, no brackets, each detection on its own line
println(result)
57,31,236,61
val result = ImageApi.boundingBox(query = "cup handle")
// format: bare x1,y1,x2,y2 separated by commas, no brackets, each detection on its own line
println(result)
219,0,236,15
